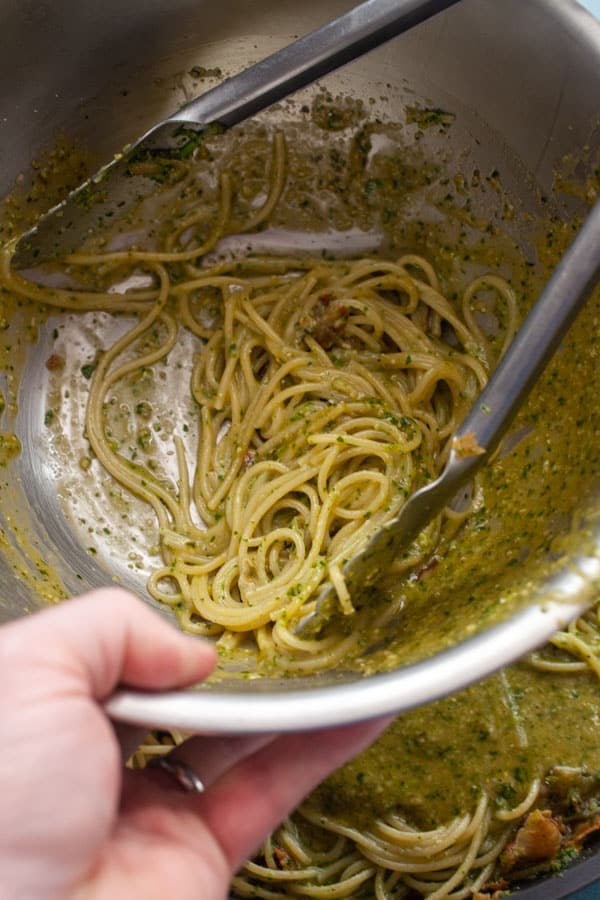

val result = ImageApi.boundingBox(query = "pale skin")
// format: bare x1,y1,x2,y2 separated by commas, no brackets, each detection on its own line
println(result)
0,589,392,900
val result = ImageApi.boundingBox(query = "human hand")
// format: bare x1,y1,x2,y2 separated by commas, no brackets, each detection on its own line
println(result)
0,589,391,900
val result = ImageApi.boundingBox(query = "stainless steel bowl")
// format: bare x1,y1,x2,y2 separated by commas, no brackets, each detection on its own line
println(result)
0,0,599,737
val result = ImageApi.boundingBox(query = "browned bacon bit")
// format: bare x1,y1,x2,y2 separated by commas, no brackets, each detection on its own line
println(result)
307,297,349,350
273,847,295,870
45,353,65,371
474,878,510,898
242,450,256,470
416,558,439,582
566,815,600,849
500,810,562,873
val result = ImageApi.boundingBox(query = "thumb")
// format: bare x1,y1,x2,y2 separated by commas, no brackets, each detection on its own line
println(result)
3,588,216,699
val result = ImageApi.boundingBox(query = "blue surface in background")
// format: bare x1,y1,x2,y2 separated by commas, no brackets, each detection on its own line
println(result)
581,0,600,15
573,882,600,900
544,5,598,899
574,880,600,900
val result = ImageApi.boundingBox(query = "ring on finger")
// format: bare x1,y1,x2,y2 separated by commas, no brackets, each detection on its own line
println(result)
147,755,205,794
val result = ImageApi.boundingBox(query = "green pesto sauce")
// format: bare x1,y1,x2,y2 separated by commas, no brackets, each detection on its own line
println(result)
353,280,600,674
0,430,20,464
313,663,600,830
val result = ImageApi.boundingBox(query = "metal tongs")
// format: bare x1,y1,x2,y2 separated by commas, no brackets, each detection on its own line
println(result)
13,0,462,269
297,199,600,634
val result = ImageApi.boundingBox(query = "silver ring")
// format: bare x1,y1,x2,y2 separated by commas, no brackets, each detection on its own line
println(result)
148,756,205,793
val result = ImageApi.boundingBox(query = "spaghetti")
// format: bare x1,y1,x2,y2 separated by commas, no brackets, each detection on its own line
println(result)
6,127,600,899
1,132,517,672
132,609,600,900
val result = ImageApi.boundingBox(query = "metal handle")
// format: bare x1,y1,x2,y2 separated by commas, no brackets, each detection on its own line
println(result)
170,0,463,128
13,0,462,269
298,198,600,635
455,198,600,459
391,198,600,549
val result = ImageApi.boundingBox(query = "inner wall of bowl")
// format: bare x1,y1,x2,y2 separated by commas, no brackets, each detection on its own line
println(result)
0,0,599,682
